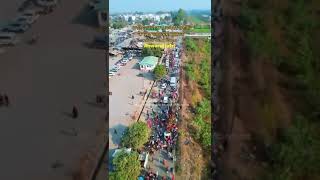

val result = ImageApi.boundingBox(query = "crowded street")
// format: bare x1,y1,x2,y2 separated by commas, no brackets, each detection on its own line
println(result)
138,37,182,180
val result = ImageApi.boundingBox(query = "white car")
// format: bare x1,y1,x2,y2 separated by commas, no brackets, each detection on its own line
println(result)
161,83,167,89
121,59,129,63
163,96,168,104
109,71,116,76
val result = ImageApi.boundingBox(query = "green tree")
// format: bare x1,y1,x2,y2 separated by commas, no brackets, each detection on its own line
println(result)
121,122,151,149
173,9,187,26
195,99,211,118
142,47,154,57
142,47,163,57
109,150,141,180
268,116,320,180
112,18,128,29
153,64,167,80
142,19,150,25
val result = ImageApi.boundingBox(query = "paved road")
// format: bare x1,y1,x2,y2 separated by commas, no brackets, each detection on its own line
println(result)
0,1,106,180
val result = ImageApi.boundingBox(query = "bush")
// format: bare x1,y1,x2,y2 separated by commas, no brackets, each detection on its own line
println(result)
121,122,151,149
109,150,141,180
185,37,197,51
267,115,320,179
185,61,195,81
142,47,163,57
153,64,167,80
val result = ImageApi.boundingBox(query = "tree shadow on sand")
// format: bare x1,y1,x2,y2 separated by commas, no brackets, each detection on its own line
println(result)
62,111,73,118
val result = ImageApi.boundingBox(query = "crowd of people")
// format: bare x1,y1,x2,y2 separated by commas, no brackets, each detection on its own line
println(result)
141,41,182,180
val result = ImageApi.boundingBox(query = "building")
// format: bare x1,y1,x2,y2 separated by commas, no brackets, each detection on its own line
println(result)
94,0,107,27
139,56,158,71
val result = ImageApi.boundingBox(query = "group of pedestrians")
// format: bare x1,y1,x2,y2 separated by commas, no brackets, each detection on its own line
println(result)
0,94,9,107
142,46,182,179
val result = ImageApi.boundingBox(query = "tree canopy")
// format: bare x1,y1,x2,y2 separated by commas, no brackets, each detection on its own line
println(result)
112,18,127,29
172,9,187,26
121,122,151,149
109,150,141,180
142,47,163,57
153,64,167,80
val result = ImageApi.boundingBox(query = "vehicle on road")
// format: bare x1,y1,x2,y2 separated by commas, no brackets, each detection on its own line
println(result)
1,22,30,33
0,33,19,46
163,96,169,104
161,83,167,89
170,77,177,87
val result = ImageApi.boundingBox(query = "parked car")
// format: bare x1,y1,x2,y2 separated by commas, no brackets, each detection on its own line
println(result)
161,83,167,89
0,33,19,46
109,71,116,76
112,65,121,71
121,58,129,63
19,10,40,24
110,68,117,72
36,0,58,7
1,22,30,33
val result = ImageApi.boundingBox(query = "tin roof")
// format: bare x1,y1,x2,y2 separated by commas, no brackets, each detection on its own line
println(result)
139,56,158,66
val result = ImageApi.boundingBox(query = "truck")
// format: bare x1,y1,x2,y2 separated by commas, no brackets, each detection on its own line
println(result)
170,77,177,87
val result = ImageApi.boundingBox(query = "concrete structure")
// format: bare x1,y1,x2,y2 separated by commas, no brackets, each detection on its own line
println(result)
139,56,158,71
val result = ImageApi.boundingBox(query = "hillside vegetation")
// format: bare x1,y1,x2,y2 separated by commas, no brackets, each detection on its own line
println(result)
237,0,320,179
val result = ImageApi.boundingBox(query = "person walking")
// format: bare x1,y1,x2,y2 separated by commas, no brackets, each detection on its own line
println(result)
96,95,102,104
72,106,78,119
114,129,117,134
0,94,3,106
3,94,9,107
132,95,134,99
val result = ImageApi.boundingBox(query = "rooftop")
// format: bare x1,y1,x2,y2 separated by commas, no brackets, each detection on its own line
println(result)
139,56,158,66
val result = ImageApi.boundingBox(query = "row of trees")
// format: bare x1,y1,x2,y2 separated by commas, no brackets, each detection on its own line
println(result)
110,122,151,179
141,47,163,57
